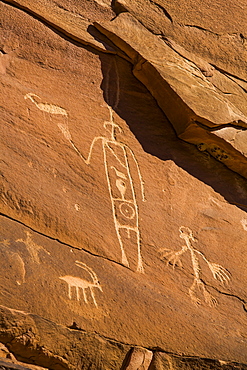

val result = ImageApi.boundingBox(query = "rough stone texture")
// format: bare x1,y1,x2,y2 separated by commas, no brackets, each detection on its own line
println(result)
1,0,247,369
95,12,247,179
114,0,247,81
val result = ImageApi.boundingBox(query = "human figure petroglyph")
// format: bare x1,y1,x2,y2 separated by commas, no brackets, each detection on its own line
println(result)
16,231,50,264
81,105,146,273
160,226,231,307
59,260,103,307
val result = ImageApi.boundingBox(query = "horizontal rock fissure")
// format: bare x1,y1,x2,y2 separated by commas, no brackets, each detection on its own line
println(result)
0,212,131,271
183,24,222,36
201,280,247,312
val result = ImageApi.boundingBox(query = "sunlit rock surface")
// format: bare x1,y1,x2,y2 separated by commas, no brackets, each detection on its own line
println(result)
1,0,247,369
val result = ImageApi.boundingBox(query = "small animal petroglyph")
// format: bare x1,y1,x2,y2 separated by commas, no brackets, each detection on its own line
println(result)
160,226,230,307
24,93,68,116
16,231,50,264
59,261,103,307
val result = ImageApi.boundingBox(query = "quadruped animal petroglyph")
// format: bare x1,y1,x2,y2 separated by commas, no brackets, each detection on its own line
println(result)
160,226,231,307
81,105,146,273
59,261,103,308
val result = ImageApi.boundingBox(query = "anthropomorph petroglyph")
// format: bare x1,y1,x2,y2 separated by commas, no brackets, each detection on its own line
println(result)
160,227,231,307
59,260,103,307
16,231,50,264
81,105,146,273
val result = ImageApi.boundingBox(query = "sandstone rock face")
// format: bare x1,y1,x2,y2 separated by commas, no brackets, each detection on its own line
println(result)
1,0,247,369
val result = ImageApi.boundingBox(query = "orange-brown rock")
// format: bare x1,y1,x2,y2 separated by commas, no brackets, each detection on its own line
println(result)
1,1,247,369
95,12,247,179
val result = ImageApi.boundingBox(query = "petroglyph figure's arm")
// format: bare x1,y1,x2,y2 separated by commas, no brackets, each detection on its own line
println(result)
82,137,103,165
126,146,146,201
195,250,231,284
159,245,187,268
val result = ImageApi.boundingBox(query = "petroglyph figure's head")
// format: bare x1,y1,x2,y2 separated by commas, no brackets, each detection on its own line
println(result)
179,226,196,242
24,93,41,103
103,121,122,140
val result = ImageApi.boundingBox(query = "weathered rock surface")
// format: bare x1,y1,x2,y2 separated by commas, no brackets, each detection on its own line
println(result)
95,12,247,179
1,0,247,369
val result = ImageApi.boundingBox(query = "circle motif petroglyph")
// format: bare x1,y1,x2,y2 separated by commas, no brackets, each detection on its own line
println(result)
119,202,135,219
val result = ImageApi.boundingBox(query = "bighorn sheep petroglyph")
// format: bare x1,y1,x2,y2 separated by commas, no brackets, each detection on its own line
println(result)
59,261,103,307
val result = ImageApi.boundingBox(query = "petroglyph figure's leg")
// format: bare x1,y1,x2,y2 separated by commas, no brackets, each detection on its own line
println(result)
82,288,88,304
75,286,80,301
189,278,217,307
126,147,146,202
68,285,72,300
200,283,217,307
90,288,98,308
116,227,130,267
189,279,201,306
136,230,144,273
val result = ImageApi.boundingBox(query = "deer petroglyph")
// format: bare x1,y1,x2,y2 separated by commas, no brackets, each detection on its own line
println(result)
59,261,103,307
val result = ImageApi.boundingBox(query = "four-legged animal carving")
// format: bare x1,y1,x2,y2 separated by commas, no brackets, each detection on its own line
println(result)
160,226,230,307
59,261,103,307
